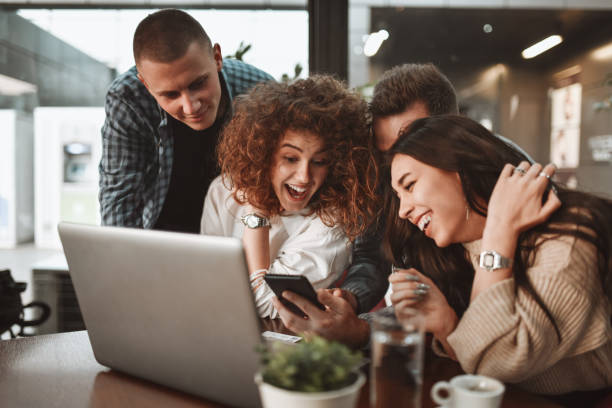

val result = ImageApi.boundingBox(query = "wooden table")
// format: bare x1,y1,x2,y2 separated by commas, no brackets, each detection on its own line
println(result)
0,328,561,408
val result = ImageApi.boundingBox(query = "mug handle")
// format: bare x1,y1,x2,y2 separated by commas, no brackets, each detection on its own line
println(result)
431,380,452,406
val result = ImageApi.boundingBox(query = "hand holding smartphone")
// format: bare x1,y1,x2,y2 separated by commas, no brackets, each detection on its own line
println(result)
264,274,325,317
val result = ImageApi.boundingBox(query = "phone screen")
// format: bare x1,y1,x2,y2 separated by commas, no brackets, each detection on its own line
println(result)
264,274,325,317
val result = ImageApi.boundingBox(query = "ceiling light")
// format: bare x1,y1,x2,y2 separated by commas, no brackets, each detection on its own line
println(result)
553,65,581,80
521,35,563,59
592,42,612,61
483,24,492,34
363,30,389,57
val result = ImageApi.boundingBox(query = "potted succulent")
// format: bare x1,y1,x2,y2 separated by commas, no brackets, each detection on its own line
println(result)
255,336,366,408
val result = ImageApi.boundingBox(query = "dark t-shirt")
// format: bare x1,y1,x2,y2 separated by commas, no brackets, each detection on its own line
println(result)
153,116,222,233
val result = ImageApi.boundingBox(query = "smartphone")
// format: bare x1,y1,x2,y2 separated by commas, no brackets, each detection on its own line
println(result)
264,274,325,317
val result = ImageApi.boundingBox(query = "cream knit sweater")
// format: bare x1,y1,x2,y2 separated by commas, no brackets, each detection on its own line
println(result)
450,235,612,395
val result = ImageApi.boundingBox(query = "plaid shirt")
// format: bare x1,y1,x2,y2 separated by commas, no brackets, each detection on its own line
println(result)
99,59,273,228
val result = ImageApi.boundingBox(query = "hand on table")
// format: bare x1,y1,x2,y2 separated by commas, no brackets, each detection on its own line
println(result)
271,289,370,349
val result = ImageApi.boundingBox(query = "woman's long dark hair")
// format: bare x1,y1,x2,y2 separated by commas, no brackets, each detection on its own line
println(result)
382,115,612,339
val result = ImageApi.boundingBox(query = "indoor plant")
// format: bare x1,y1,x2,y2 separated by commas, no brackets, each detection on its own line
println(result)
255,336,365,408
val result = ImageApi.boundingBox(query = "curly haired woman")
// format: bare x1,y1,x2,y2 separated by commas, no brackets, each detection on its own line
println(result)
200,75,378,318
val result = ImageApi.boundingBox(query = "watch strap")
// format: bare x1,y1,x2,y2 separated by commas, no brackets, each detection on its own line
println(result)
241,213,271,229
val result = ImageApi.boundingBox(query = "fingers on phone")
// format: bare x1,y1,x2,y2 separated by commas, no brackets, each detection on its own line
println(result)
317,289,349,313
271,296,289,314
273,296,308,332
282,291,312,316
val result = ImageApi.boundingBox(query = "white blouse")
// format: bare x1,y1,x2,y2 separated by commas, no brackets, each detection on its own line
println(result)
201,175,351,318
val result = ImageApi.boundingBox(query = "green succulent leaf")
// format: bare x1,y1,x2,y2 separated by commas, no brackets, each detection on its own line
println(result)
258,335,362,392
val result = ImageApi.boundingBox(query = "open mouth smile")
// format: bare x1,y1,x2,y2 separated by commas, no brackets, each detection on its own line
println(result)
417,214,431,233
285,184,310,201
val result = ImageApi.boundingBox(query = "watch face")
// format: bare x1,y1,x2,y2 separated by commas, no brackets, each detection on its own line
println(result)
483,253,495,268
246,216,259,228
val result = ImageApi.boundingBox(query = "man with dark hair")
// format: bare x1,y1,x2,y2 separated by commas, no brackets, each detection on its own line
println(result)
325,63,458,321
99,9,273,232
370,63,528,156
273,63,531,348
370,63,457,151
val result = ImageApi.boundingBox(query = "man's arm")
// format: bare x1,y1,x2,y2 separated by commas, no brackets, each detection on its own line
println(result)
340,218,390,314
99,87,156,228
273,289,372,349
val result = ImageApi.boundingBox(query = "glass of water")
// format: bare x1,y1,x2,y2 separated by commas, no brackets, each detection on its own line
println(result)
370,307,424,408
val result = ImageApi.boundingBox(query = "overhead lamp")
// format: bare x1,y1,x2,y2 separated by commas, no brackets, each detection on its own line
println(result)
592,42,612,61
363,29,389,57
553,65,581,80
521,35,563,59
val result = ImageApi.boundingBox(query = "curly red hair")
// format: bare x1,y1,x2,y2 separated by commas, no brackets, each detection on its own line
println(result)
217,75,378,241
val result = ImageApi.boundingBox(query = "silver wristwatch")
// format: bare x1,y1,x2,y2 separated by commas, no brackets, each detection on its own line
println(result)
479,250,513,271
240,213,271,229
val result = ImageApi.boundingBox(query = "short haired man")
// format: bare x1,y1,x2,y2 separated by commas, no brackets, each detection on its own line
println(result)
99,9,273,232
340,63,461,317
371,63,459,151
273,63,531,348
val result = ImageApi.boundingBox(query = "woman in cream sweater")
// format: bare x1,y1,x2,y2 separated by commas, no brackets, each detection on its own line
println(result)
385,115,612,395
201,76,378,318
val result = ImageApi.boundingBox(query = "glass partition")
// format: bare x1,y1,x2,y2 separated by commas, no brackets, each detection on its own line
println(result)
349,4,612,196
1,7,307,248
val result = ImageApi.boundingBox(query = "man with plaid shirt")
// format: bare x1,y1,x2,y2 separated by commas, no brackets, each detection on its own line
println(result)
99,9,273,232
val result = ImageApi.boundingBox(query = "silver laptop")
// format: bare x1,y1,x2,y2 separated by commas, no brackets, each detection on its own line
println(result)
58,222,263,408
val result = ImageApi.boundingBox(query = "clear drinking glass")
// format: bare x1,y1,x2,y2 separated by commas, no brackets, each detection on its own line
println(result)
370,307,424,408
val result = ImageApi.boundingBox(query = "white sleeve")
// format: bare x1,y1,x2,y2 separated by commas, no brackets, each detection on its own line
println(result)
201,176,231,236
252,217,351,318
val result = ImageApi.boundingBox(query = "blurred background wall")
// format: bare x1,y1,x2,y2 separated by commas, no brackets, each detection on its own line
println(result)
351,1,612,198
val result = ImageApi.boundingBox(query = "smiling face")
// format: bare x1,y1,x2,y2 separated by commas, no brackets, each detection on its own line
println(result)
390,153,483,247
270,130,329,212
137,41,223,131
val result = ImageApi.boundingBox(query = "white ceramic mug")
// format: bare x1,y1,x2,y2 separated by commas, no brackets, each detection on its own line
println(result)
431,374,505,408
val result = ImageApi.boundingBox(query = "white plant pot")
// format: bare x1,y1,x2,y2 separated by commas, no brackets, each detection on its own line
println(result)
254,372,366,408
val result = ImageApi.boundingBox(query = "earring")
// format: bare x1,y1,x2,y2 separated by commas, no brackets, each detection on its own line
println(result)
465,205,470,221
